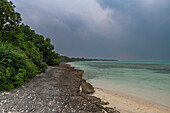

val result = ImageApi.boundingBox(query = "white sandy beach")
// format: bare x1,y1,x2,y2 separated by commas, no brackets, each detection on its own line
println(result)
91,88,170,113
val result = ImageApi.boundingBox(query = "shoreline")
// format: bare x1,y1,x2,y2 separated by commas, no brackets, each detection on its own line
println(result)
1,62,169,113
0,63,119,112
67,62,170,113
91,87,170,113
94,86,170,109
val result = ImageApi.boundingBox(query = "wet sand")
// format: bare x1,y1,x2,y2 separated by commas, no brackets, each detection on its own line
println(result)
91,88,170,113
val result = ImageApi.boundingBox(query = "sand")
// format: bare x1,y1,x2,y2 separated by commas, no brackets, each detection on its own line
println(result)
91,88,170,113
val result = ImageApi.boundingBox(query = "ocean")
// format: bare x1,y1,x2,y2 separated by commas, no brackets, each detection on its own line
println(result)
68,61,170,107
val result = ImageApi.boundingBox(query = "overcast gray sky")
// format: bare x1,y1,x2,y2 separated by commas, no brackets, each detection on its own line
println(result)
11,0,170,61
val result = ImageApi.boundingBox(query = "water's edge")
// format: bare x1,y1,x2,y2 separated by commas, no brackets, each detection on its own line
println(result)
68,61,170,110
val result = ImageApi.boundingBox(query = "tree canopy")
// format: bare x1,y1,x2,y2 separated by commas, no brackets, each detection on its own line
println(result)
0,0,60,91
0,0,22,41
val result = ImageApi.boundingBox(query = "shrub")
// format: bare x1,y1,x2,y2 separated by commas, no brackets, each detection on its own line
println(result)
0,41,38,91
19,38,47,71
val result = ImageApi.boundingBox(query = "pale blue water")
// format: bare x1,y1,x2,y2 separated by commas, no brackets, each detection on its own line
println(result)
68,61,170,106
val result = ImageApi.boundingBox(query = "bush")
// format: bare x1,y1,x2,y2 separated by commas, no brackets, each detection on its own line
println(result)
5,33,48,72
19,39,47,71
0,41,38,91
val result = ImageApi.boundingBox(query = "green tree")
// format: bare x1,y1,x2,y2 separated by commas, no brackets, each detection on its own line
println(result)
20,24,60,65
0,0,22,41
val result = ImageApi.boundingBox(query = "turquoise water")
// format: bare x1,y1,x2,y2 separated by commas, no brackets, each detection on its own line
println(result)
68,61,170,106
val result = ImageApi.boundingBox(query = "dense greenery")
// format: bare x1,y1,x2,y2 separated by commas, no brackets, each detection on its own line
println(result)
0,41,38,91
0,0,22,42
19,24,60,65
0,0,60,91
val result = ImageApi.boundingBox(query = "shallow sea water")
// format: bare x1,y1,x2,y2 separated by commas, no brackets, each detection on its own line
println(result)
68,61,170,106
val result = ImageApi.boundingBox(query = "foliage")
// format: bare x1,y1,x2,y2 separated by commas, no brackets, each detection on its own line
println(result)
16,33,47,71
0,41,38,91
0,0,61,91
19,24,60,65
21,41,47,71
0,0,22,42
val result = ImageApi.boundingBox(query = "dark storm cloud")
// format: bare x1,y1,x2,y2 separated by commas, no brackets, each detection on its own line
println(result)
96,0,170,60
11,0,170,60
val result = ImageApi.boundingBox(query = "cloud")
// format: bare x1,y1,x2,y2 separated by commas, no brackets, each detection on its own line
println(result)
12,0,123,38
11,0,170,60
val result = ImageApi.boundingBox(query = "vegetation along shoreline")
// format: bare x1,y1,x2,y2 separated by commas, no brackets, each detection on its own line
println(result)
0,62,120,113
0,1,120,112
